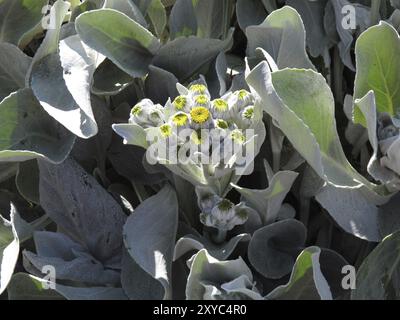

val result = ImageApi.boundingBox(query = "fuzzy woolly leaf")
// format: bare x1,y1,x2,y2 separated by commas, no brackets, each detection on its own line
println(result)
354,22,400,126
267,247,332,300
0,0,48,45
246,6,315,70
0,43,32,101
248,219,307,279
0,89,75,163
352,231,400,299
123,185,178,299
38,158,126,264
76,8,160,78
246,62,390,202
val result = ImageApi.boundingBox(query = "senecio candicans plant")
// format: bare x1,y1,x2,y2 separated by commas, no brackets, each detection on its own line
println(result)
113,79,265,194
2,0,400,302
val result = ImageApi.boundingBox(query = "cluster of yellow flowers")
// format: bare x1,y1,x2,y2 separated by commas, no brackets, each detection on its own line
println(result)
129,81,258,145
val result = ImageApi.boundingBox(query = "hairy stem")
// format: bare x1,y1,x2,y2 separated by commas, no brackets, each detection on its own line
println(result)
262,0,277,13
213,229,227,244
333,47,344,103
370,0,382,26
299,197,311,227
222,0,234,39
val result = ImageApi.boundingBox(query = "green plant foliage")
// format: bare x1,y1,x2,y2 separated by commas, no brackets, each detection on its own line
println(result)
1,0,400,301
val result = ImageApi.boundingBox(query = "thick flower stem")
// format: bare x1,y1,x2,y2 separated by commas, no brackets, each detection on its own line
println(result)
262,0,277,13
299,197,311,226
222,0,234,39
213,229,227,244
333,46,344,103
370,0,382,26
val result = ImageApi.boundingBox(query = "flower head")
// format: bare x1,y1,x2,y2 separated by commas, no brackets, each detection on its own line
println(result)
194,94,211,109
237,89,250,100
172,95,189,111
211,98,230,120
131,105,142,116
196,187,220,213
200,198,249,231
242,106,254,120
237,105,255,128
231,129,246,145
159,123,173,138
189,84,208,95
229,89,255,117
117,78,261,185
171,112,190,128
378,113,400,142
129,99,164,128
215,119,229,130
190,106,212,129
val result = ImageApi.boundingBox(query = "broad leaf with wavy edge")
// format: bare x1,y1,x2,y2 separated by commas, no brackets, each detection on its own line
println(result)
232,162,298,225
0,0,48,45
38,158,126,265
174,233,250,261
152,32,233,81
76,8,161,78
246,61,391,204
0,43,32,101
354,22,400,126
248,219,307,279
0,204,32,295
7,273,127,300
28,0,100,139
0,89,75,163
27,0,70,83
266,246,332,300
352,230,400,299
246,6,315,70
123,185,178,299
186,249,260,300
